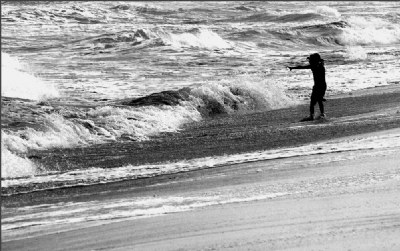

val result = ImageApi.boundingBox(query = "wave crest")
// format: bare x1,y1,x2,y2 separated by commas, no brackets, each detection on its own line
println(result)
271,15,399,47
123,76,297,116
157,28,232,50
73,28,231,52
1,138,38,179
338,16,400,46
314,6,341,18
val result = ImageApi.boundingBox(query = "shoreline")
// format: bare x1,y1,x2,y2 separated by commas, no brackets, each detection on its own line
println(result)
2,84,400,197
2,84,400,198
3,128,400,249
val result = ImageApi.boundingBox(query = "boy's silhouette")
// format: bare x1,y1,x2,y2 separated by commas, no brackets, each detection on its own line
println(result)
289,53,327,121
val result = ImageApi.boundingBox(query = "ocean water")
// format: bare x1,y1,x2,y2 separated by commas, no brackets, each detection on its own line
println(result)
1,1,400,239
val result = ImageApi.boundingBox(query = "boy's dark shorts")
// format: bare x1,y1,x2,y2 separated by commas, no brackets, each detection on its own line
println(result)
311,87,326,102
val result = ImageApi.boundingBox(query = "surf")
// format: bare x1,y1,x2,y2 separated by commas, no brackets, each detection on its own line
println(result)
1,75,296,179
1,53,59,101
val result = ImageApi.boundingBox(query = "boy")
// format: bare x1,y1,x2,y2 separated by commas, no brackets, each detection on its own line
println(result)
288,53,327,122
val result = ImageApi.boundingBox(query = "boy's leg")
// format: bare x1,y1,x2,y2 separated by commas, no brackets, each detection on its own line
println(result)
310,98,317,116
318,100,324,115
300,98,316,121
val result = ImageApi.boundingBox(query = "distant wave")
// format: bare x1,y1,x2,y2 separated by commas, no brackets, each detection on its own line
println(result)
156,28,232,50
299,21,349,30
227,29,263,42
222,12,322,23
110,4,130,11
314,6,341,18
274,13,323,23
134,5,177,16
79,29,161,51
4,4,105,24
226,5,400,48
226,5,340,24
267,15,400,47
337,16,400,46
91,30,150,44
67,28,231,53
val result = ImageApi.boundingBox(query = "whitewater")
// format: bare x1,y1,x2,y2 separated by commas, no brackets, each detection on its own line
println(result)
1,0,400,217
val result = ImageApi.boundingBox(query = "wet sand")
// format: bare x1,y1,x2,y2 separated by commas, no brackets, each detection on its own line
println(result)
2,85,400,250
3,128,400,250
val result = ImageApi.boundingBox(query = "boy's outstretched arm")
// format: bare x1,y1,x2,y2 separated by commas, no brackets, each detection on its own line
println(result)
288,65,311,71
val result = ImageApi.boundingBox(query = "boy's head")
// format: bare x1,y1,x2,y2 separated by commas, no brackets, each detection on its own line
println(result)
307,53,323,65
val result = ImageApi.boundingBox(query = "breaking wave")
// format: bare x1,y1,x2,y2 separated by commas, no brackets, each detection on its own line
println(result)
1,104,202,178
1,76,296,179
1,52,59,101
71,28,231,52
1,139,38,179
337,16,400,46
314,6,341,18
270,14,400,47
157,28,232,50
124,76,296,116
230,5,340,24
227,12,322,24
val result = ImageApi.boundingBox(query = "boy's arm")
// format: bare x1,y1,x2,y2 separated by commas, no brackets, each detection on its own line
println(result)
288,65,311,71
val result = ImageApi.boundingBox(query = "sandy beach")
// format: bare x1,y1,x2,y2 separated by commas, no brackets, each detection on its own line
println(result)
2,85,400,250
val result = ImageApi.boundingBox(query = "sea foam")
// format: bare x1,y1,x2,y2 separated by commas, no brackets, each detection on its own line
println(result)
1,103,203,179
190,75,298,115
2,105,202,153
158,28,232,50
339,16,400,46
346,46,368,60
1,143,38,179
314,6,341,18
1,53,59,101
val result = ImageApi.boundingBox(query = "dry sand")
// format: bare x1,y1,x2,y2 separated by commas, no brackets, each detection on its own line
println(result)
2,85,400,250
